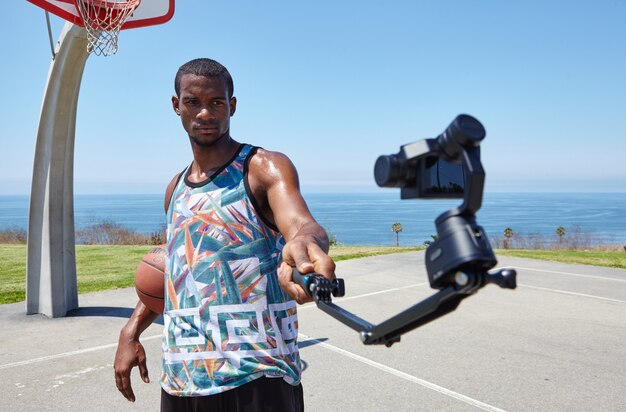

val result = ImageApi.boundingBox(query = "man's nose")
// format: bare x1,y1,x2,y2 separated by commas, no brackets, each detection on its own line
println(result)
197,106,215,120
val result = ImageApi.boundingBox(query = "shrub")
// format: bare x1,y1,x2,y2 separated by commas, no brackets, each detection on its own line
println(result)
0,227,27,244
75,220,161,245
491,224,600,251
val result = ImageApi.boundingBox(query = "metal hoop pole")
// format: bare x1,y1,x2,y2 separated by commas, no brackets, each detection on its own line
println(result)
26,22,91,317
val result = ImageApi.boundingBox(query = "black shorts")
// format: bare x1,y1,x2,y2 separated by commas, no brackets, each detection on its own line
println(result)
160,377,304,412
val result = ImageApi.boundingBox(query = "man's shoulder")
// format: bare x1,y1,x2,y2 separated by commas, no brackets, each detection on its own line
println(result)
248,147,294,171
247,147,298,189
250,147,288,162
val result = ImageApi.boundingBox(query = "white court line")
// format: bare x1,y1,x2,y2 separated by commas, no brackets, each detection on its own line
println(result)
297,283,427,310
337,282,428,302
0,284,426,370
512,266,626,282
0,334,162,370
518,284,626,303
299,333,506,412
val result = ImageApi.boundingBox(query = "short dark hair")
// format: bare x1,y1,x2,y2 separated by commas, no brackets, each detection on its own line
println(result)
174,58,234,98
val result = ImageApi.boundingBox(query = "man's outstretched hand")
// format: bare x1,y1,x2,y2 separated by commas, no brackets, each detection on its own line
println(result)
278,236,336,304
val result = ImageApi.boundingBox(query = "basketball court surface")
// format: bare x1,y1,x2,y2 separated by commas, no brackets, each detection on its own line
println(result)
2,252,625,411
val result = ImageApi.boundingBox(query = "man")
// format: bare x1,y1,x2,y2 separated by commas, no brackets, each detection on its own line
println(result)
114,58,335,411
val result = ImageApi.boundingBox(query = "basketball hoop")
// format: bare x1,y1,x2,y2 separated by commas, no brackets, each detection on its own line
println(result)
74,0,141,56
28,0,174,56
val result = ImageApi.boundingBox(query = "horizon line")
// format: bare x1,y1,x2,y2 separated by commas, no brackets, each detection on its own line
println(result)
1,190,626,197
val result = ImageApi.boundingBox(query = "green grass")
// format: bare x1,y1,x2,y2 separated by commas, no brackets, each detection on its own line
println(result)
0,244,421,305
496,249,626,269
4,245,623,305
74,245,155,293
329,245,422,261
0,245,153,304
1,245,28,304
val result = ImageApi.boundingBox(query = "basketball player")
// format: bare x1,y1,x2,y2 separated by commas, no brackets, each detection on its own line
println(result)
114,58,335,411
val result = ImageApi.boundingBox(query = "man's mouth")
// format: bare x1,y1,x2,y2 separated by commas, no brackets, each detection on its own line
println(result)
194,125,218,132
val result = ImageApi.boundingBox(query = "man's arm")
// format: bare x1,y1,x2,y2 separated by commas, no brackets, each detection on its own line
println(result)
248,149,335,304
114,172,180,401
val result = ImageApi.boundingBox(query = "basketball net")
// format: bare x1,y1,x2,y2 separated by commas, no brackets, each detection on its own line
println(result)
74,0,141,56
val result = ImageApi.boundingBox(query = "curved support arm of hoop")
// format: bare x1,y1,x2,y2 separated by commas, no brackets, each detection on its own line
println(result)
27,22,90,317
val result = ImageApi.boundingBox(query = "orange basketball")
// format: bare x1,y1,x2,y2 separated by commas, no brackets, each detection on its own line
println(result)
135,244,166,313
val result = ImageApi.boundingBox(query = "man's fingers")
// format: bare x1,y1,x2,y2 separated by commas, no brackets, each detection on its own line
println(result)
138,351,150,383
295,261,315,277
277,262,312,304
285,246,313,273
122,376,136,402
287,283,311,304
114,371,123,395
138,361,150,384
303,243,336,279
284,242,326,275
116,371,135,402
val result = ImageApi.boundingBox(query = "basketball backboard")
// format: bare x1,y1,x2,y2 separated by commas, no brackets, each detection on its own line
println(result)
27,0,175,30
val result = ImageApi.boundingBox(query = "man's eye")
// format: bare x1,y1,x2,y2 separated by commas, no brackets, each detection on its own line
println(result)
212,101,224,106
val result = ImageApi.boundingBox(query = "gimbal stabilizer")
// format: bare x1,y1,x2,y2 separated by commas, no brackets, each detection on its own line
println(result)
293,115,517,347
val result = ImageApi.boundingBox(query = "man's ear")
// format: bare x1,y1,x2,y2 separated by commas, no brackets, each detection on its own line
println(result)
172,95,180,115
230,96,237,117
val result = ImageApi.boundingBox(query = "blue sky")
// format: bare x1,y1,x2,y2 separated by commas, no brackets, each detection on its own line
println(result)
1,1,625,195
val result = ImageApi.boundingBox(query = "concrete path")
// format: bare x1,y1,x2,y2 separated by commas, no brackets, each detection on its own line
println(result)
1,252,625,411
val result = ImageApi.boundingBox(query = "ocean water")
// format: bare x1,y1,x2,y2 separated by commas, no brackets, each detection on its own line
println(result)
0,192,625,246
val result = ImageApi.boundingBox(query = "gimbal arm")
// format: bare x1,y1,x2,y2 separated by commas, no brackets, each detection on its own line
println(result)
293,267,516,347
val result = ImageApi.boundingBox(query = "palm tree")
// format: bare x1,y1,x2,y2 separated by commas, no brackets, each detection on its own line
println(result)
556,226,566,245
391,222,403,246
503,227,514,249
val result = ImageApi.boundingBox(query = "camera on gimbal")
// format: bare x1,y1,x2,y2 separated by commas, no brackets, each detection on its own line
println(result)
374,114,500,290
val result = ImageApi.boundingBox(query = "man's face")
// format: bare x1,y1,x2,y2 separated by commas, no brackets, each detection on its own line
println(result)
172,74,236,147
